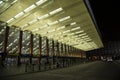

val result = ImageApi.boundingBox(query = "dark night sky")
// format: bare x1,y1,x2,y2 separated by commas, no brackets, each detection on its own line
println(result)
88,0,120,42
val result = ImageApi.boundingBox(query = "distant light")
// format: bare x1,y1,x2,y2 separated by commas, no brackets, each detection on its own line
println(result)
24,4,36,13
63,30,70,33
70,22,76,25
14,12,24,19
7,18,15,23
36,0,47,6
11,0,17,4
40,24,48,29
71,27,80,31
75,30,84,34
21,24,28,29
48,29,55,33
38,14,49,20
78,33,86,36
56,26,65,30
59,16,70,22
81,35,88,38
29,19,38,24
32,28,39,32
69,33,75,36
48,21,58,26
49,7,63,15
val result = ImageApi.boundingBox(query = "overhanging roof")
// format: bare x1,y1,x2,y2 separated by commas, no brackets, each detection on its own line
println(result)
0,0,103,51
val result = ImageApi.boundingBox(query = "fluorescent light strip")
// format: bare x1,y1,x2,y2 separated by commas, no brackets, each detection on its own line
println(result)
36,0,47,6
69,33,75,36
59,16,70,22
32,28,39,32
71,27,80,31
11,0,17,4
38,14,49,20
75,31,84,34
14,12,24,19
24,4,36,13
48,29,55,33
63,30,70,33
21,24,29,29
40,24,48,29
78,33,86,36
70,22,76,25
48,21,58,26
56,26,65,30
7,18,15,23
29,19,38,24
81,35,88,38
49,7,63,15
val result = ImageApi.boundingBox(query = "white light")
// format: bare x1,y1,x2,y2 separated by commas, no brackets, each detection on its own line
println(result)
36,0,47,6
63,30,70,33
59,16,70,22
41,32,47,35
48,21,58,26
14,12,24,19
70,22,76,25
56,26,65,30
29,19,37,24
86,39,92,41
24,4,36,13
0,1,3,4
38,14,49,20
78,33,86,36
21,24,28,29
11,0,17,4
7,18,15,23
48,29,55,33
75,30,84,34
32,28,39,32
14,39,18,43
69,33,75,36
49,7,63,15
40,24,48,29
71,27,80,31
81,35,88,38
74,35,78,38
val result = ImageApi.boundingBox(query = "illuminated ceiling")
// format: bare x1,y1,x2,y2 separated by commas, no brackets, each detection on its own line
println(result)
0,0,103,51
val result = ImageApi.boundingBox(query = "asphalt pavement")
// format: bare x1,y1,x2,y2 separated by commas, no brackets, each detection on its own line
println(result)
1,61,120,80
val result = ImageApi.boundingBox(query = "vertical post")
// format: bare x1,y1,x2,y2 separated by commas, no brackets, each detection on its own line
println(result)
64,44,66,57
39,36,42,64
52,40,55,65
17,30,23,66
61,43,63,57
46,38,49,62
30,33,33,64
1,26,9,66
38,36,42,70
57,42,59,56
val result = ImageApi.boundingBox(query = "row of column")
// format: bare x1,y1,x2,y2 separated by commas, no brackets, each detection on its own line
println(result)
0,23,86,66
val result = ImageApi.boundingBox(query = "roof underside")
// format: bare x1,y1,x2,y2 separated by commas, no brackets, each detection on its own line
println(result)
0,0,103,51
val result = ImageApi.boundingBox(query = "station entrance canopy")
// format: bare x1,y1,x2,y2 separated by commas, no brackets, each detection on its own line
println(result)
0,0,103,51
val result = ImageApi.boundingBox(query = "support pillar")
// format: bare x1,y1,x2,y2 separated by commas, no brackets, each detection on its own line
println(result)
39,36,42,70
1,26,9,66
30,33,33,64
17,30,23,66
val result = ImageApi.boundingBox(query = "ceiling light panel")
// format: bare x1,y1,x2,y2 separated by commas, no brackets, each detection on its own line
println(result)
49,7,63,15
24,4,36,13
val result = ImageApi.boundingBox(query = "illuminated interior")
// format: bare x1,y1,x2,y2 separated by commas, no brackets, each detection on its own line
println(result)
0,0,103,51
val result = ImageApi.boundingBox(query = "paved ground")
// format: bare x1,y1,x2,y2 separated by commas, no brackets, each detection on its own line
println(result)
1,61,120,80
